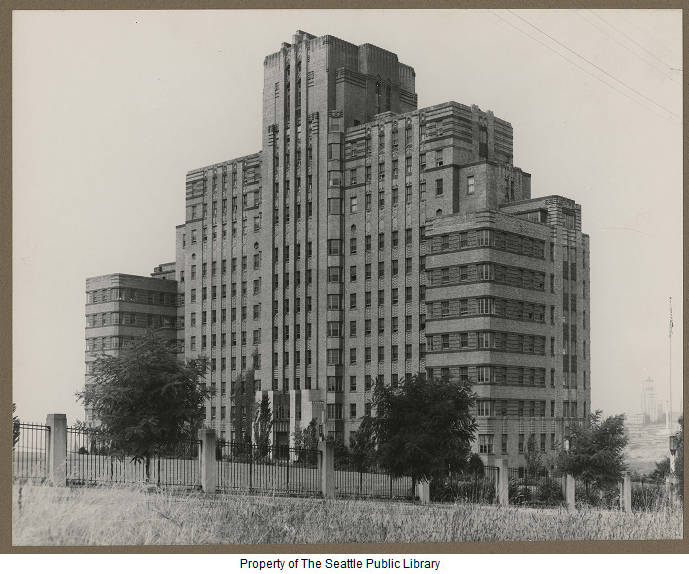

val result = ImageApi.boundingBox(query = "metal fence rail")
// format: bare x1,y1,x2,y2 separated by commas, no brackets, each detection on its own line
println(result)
333,455,413,500
430,466,498,504
12,422,50,482
216,441,321,496
65,426,200,488
508,468,565,507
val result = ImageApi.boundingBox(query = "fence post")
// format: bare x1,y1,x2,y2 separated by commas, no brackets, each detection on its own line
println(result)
319,440,334,499
46,414,67,487
416,481,430,504
495,458,509,505
564,474,576,510
619,472,631,512
198,428,217,493
665,476,677,507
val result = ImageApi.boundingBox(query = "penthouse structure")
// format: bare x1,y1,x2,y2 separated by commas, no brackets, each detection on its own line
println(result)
87,30,590,467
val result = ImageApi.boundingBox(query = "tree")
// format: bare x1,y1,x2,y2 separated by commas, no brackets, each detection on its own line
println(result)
12,403,20,448
672,416,684,496
467,453,484,477
231,366,257,447
253,393,273,457
350,415,377,472
524,434,545,475
557,410,628,499
369,372,477,494
76,331,209,481
293,418,319,465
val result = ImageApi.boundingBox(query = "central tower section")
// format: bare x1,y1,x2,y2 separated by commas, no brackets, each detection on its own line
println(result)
260,31,418,448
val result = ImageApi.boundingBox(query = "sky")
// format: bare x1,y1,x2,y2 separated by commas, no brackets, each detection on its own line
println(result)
12,9,683,424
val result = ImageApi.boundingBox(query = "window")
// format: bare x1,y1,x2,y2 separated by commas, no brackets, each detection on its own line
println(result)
350,266,357,282
378,233,385,249
350,237,357,254
326,349,342,365
328,239,342,255
478,434,494,454
327,321,341,337
435,178,443,196
467,175,475,195
328,266,341,282
477,400,493,416
350,293,357,309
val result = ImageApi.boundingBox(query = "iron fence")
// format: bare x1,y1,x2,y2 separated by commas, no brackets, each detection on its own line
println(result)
508,468,565,507
65,426,201,489
333,454,414,500
216,441,321,496
431,466,498,504
12,422,50,482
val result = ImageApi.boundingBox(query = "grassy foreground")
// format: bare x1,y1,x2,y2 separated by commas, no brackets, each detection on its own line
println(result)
12,484,682,546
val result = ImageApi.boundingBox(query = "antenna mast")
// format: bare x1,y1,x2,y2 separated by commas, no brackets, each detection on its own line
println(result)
668,297,673,433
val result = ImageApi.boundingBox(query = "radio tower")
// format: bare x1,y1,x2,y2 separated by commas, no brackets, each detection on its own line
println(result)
668,297,673,433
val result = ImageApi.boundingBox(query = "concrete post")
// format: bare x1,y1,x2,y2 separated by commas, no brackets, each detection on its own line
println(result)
319,440,334,499
495,458,509,505
46,414,67,487
665,476,677,507
564,474,576,510
416,481,430,504
619,473,631,512
198,428,217,494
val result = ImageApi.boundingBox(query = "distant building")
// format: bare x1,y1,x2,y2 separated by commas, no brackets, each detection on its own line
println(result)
84,271,178,424
641,377,660,424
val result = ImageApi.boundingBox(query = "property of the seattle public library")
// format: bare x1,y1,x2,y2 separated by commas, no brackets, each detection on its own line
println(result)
84,30,590,469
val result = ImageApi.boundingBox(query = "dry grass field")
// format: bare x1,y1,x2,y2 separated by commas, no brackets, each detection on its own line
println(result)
12,484,682,546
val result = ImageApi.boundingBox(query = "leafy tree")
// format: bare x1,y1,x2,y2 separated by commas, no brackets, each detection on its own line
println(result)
12,403,20,448
557,410,628,499
650,417,684,498
369,372,477,494
293,418,319,465
253,393,273,457
524,434,545,475
649,457,670,482
467,453,484,477
231,365,256,447
350,415,377,472
76,331,209,481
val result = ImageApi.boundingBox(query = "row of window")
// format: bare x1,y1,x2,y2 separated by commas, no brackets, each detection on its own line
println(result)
86,288,176,306
479,432,561,455
86,313,176,329
474,398,585,420
427,330,546,354
427,262,545,291
185,213,262,245
426,365,547,387
427,228,546,259
426,297,546,323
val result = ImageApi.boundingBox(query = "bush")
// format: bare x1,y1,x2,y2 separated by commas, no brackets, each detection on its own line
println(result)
78,446,89,455
631,482,666,512
575,483,619,509
536,478,564,505
431,475,495,504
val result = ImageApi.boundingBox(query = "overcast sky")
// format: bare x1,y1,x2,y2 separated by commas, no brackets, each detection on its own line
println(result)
13,9,683,424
